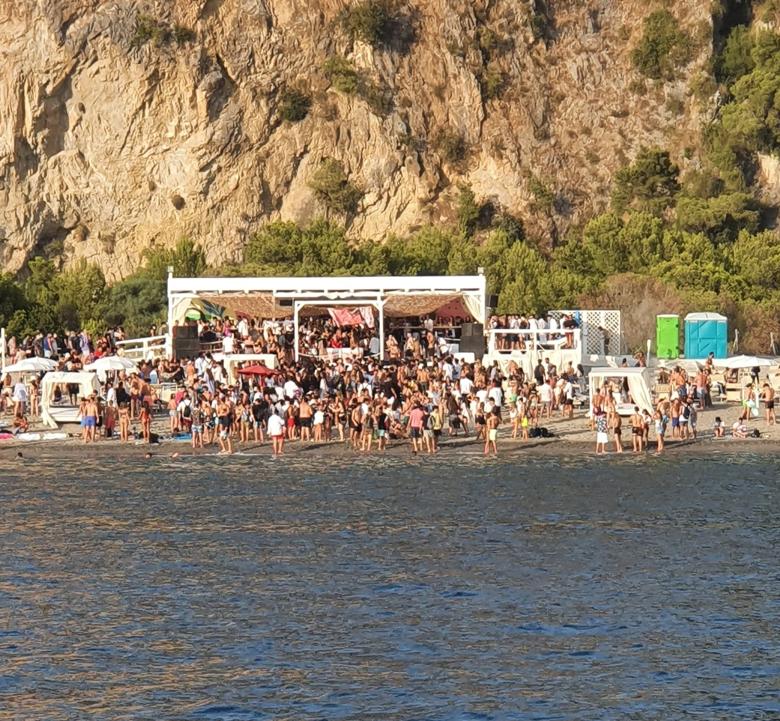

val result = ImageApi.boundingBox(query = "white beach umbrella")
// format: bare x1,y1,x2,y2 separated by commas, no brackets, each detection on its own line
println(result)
1,357,58,375
84,355,140,373
720,355,774,369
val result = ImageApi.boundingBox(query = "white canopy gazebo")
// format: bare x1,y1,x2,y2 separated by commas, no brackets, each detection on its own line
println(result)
167,274,487,360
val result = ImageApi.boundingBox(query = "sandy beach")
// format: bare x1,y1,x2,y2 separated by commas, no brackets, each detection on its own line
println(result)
2,403,776,461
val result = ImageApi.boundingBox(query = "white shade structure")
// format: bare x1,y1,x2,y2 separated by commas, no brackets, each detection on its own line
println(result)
719,355,774,369
1,357,58,375
167,273,487,361
84,356,139,373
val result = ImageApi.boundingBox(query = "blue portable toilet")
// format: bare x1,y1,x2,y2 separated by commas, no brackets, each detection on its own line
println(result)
684,312,728,358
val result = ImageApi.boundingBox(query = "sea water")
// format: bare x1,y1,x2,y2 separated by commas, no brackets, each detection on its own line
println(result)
1,451,778,720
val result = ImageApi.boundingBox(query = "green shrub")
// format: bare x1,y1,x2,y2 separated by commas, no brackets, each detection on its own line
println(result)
172,25,196,45
436,129,467,164
132,13,195,48
611,147,680,215
631,10,692,80
308,158,363,215
323,56,392,114
340,0,392,47
456,184,481,235
481,64,506,100
477,26,514,59
527,174,555,211
323,56,360,94
279,87,312,122
529,0,553,43
716,25,755,84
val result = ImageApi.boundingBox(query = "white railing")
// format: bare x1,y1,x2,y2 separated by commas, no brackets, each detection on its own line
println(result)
487,328,581,355
116,335,167,361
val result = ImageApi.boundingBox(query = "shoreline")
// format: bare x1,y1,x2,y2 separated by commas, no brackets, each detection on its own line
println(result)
2,429,778,461
3,402,777,461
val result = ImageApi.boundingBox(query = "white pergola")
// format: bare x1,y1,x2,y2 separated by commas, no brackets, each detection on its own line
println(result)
167,274,487,360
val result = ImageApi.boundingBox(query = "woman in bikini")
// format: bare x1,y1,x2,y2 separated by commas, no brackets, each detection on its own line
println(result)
118,402,130,442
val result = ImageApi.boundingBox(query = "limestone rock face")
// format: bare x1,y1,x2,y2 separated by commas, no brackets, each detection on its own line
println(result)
0,0,712,281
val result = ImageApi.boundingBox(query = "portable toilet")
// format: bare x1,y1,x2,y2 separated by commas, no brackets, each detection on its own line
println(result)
684,312,728,358
656,314,679,359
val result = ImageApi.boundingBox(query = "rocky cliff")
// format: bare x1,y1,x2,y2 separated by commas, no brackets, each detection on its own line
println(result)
0,0,714,281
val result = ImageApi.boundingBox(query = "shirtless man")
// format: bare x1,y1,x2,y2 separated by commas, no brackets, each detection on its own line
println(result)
216,395,233,454
484,408,499,456
349,401,362,450
84,395,99,443
611,411,623,453
79,397,89,443
762,383,776,425
695,370,709,410
629,406,644,452
298,396,313,441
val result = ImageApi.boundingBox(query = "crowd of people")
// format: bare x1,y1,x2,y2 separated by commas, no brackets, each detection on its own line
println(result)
488,313,580,350
590,354,776,454
101,351,584,456
1,314,777,455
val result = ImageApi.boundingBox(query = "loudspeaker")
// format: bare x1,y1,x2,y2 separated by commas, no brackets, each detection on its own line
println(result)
173,338,200,360
460,323,485,355
461,322,484,338
173,324,198,339
487,294,499,309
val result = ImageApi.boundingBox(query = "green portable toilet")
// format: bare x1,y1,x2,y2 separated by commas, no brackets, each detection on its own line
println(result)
656,314,679,359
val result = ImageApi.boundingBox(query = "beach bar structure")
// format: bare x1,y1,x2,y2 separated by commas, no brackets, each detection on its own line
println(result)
166,274,487,361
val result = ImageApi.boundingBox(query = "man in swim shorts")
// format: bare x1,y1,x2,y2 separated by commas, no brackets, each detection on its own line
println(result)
216,395,233,454
484,407,499,456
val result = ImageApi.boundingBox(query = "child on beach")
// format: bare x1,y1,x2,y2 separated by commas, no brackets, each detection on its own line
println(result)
714,416,725,438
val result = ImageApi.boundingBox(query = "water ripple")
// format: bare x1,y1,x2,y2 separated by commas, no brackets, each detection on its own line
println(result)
0,453,778,719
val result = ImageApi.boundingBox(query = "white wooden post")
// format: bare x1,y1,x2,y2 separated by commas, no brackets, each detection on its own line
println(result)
166,266,174,359
0,327,5,371
378,298,385,361
294,301,300,362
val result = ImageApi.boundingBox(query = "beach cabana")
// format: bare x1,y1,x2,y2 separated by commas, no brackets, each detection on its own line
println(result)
40,371,101,429
588,367,654,416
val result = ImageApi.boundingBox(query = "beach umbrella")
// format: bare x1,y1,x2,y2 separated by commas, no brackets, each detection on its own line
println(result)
1,357,58,375
237,364,277,377
84,356,140,373
720,355,774,369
